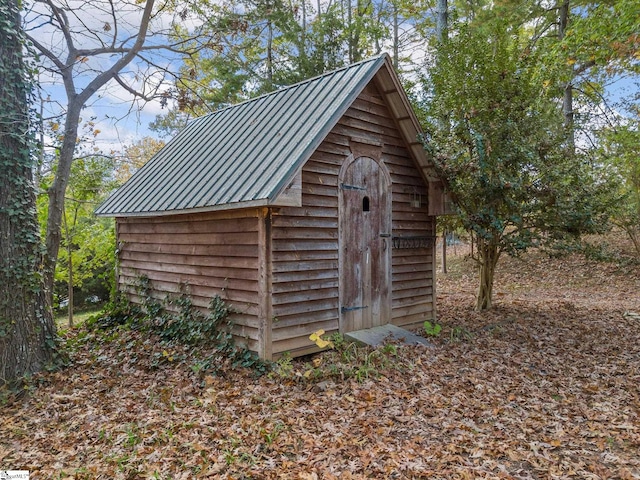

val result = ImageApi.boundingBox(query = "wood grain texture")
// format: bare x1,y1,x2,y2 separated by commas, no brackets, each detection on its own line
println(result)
257,208,273,360
270,83,435,356
116,209,262,347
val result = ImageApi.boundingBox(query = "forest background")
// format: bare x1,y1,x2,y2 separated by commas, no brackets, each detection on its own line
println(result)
0,0,638,384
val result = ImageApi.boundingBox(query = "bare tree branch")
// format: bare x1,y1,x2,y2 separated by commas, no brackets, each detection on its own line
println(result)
113,74,157,102
26,34,67,72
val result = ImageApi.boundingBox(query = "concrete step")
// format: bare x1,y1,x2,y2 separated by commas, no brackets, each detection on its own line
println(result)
344,323,432,348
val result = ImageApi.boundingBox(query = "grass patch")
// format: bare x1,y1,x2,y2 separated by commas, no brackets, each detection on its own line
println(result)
55,307,103,331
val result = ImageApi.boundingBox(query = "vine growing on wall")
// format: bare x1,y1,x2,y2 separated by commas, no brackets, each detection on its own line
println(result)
94,276,269,374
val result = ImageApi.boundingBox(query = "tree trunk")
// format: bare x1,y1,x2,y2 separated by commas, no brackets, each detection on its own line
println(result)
442,231,447,274
435,0,449,133
436,0,448,43
44,101,81,304
347,0,353,62
392,3,399,69
317,0,324,66
34,0,156,306
0,0,58,386
266,7,273,90
557,0,575,153
66,224,74,328
68,252,74,328
475,236,500,311
624,226,640,258
562,81,574,151
470,233,474,258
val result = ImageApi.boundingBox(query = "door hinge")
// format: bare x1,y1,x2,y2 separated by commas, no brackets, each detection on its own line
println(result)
340,183,367,191
341,305,369,313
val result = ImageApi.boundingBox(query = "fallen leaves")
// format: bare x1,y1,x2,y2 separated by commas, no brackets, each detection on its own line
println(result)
2,237,640,478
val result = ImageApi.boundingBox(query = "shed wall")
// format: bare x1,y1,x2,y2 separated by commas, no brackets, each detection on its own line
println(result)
270,82,435,356
116,209,262,351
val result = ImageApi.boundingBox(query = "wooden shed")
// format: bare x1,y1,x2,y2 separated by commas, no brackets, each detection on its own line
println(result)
96,54,450,359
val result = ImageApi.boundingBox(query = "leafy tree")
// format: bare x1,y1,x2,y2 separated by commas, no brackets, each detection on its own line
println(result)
595,116,640,257
539,0,639,252
149,109,192,139
0,0,58,385
168,0,349,116
35,155,112,323
422,19,611,310
537,0,640,153
58,156,117,326
444,0,639,154
117,137,165,183
37,141,160,326
155,0,420,130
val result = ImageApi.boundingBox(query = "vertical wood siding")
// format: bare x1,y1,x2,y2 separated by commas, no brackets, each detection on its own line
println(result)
116,209,262,351
270,82,435,356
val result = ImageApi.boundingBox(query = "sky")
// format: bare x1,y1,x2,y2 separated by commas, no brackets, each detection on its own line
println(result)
37,78,166,152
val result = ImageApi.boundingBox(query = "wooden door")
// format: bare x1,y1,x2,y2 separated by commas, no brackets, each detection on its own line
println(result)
339,156,391,332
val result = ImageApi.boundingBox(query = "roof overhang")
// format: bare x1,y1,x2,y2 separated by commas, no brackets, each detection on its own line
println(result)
372,56,439,184
371,57,453,215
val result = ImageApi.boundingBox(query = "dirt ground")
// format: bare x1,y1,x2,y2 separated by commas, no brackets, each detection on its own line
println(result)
2,231,639,479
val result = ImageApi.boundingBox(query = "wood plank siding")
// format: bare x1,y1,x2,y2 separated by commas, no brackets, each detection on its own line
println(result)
103,56,443,361
116,209,262,351
270,82,435,356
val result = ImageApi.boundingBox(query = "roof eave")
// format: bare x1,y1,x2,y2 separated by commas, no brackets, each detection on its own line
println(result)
373,56,440,184
97,198,271,218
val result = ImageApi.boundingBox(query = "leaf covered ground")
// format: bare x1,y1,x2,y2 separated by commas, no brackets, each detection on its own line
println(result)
2,233,640,479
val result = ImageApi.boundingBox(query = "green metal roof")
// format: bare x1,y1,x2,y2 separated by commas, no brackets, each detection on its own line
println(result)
96,54,428,217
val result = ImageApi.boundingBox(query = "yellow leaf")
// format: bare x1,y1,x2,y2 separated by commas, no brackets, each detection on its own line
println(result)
567,58,576,66
309,329,333,349
309,329,325,342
